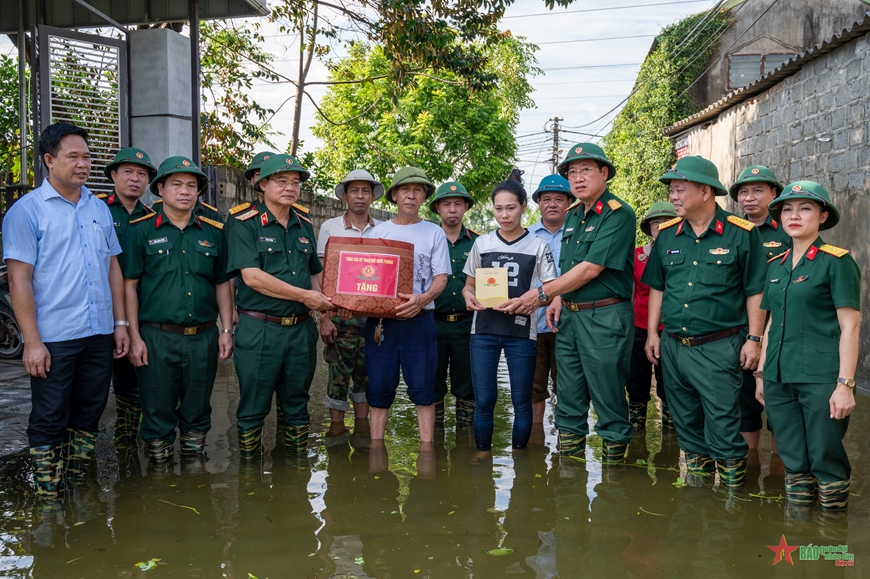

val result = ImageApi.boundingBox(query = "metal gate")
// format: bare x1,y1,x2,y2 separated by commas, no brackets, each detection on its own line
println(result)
37,26,127,193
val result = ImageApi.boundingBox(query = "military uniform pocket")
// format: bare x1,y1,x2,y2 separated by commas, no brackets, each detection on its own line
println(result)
800,330,839,376
193,243,218,275
145,242,175,274
700,254,734,285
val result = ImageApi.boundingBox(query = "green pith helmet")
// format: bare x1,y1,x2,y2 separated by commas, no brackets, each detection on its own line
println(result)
255,154,311,191
385,166,436,203
640,201,677,235
532,174,574,203
769,180,840,230
558,142,617,181
244,151,277,181
659,156,727,196
149,156,208,196
728,165,784,201
429,181,474,213
103,147,157,180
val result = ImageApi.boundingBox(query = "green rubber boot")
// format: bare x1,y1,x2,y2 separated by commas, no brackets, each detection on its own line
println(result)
455,397,474,427
113,394,141,448
784,472,816,506
146,439,174,464
684,452,715,486
63,428,97,487
628,401,647,430
602,440,628,464
818,479,850,511
179,430,207,457
30,445,63,498
434,398,445,424
284,424,310,455
238,427,263,459
558,432,586,458
661,401,675,430
716,456,747,488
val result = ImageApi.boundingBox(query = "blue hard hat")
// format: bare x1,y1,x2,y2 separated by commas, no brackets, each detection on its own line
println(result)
532,174,574,203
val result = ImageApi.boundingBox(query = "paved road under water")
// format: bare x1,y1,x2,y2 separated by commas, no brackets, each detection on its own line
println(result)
0,359,867,578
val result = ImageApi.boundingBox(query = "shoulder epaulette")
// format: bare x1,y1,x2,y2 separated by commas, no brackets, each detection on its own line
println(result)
727,215,755,231
95,193,108,200
467,228,480,237
141,202,153,213
819,244,849,258
236,208,259,221
768,251,789,263
658,216,682,230
565,199,582,213
229,202,251,215
201,201,218,212
607,199,622,211
296,211,313,225
198,216,224,230
129,212,156,225
152,198,163,204
291,202,310,214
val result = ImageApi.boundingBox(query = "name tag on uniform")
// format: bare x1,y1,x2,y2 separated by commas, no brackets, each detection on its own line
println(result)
565,228,574,234
148,237,168,245
113,221,120,227
667,249,682,255
769,278,780,283
259,237,276,243
792,275,808,283
464,252,469,256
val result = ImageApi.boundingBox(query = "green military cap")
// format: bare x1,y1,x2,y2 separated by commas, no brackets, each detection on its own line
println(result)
103,147,157,180
558,142,617,181
728,165,784,201
640,201,677,235
769,180,840,230
149,156,208,196
255,154,311,191
244,151,277,181
532,174,574,203
385,166,436,203
429,181,474,213
659,156,727,196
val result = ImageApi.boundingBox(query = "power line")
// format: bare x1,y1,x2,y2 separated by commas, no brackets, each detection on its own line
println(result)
542,63,641,71
503,0,710,19
536,34,656,46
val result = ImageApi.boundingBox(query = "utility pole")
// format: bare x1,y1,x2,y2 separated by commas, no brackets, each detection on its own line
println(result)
546,117,563,174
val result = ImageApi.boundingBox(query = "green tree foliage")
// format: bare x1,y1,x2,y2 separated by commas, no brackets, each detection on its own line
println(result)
602,11,729,238
311,36,540,204
0,55,21,186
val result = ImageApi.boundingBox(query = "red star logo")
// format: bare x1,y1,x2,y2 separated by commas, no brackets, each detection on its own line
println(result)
768,535,799,566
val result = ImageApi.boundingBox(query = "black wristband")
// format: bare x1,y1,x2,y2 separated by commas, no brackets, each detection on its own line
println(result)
746,334,761,343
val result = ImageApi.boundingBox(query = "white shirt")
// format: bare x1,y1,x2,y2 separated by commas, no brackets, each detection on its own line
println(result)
317,212,381,258
369,219,451,310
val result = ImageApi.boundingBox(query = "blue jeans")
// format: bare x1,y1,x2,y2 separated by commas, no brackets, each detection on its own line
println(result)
470,333,537,450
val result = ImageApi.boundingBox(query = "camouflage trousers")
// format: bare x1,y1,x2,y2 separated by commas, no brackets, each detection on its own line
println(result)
323,316,368,411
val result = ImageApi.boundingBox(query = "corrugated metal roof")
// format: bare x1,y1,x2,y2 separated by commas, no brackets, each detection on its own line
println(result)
663,10,870,137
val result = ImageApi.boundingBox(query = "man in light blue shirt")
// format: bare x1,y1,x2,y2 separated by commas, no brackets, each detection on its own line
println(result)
528,175,573,424
2,122,129,498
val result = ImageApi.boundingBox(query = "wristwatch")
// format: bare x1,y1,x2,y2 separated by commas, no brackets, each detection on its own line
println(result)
222,327,235,336
746,334,761,343
837,377,856,389
538,287,548,303
114,320,129,327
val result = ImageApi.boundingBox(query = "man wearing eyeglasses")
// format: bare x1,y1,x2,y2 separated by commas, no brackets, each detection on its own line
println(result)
228,154,338,459
642,156,767,489
511,143,636,463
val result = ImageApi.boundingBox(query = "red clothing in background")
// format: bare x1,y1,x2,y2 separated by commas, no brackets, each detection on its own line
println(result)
633,246,662,331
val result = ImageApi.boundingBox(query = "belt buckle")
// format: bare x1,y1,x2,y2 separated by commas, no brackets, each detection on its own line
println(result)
184,326,197,336
447,314,459,322
281,316,296,326
679,337,692,347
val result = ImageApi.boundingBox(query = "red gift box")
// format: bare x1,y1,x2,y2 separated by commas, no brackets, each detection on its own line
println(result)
321,236,414,318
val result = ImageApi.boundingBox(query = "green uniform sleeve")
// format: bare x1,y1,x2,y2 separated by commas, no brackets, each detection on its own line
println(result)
742,227,767,296
640,235,665,291
759,262,774,311
830,254,861,311
214,225,232,284
305,223,323,275
120,224,145,280
584,209,635,271
227,219,259,276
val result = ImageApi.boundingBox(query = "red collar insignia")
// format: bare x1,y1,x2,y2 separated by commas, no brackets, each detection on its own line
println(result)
715,220,724,235
260,212,269,227
806,245,818,260
770,219,778,229
155,214,163,228
107,193,116,205
194,216,204,229
593,200,604,215
676,221,684,235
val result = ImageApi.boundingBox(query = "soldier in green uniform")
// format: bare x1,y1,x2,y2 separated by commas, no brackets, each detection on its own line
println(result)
642,156,767,488
122,156,235,463
97,148,157,447
729,165,791,451
430,182,478,427
228,154,336,458
511,143,636,462
756,181,860,510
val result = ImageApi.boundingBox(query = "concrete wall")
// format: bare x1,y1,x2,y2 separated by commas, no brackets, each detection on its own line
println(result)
696,0,869,106
678,29,870,378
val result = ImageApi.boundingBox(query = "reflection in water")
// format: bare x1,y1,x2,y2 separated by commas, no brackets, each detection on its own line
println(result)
0,360,866,577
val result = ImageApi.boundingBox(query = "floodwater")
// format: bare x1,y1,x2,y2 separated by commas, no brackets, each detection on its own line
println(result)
0,359,868,578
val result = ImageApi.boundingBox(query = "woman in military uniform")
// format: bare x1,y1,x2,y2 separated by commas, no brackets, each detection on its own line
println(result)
755,181,860,510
